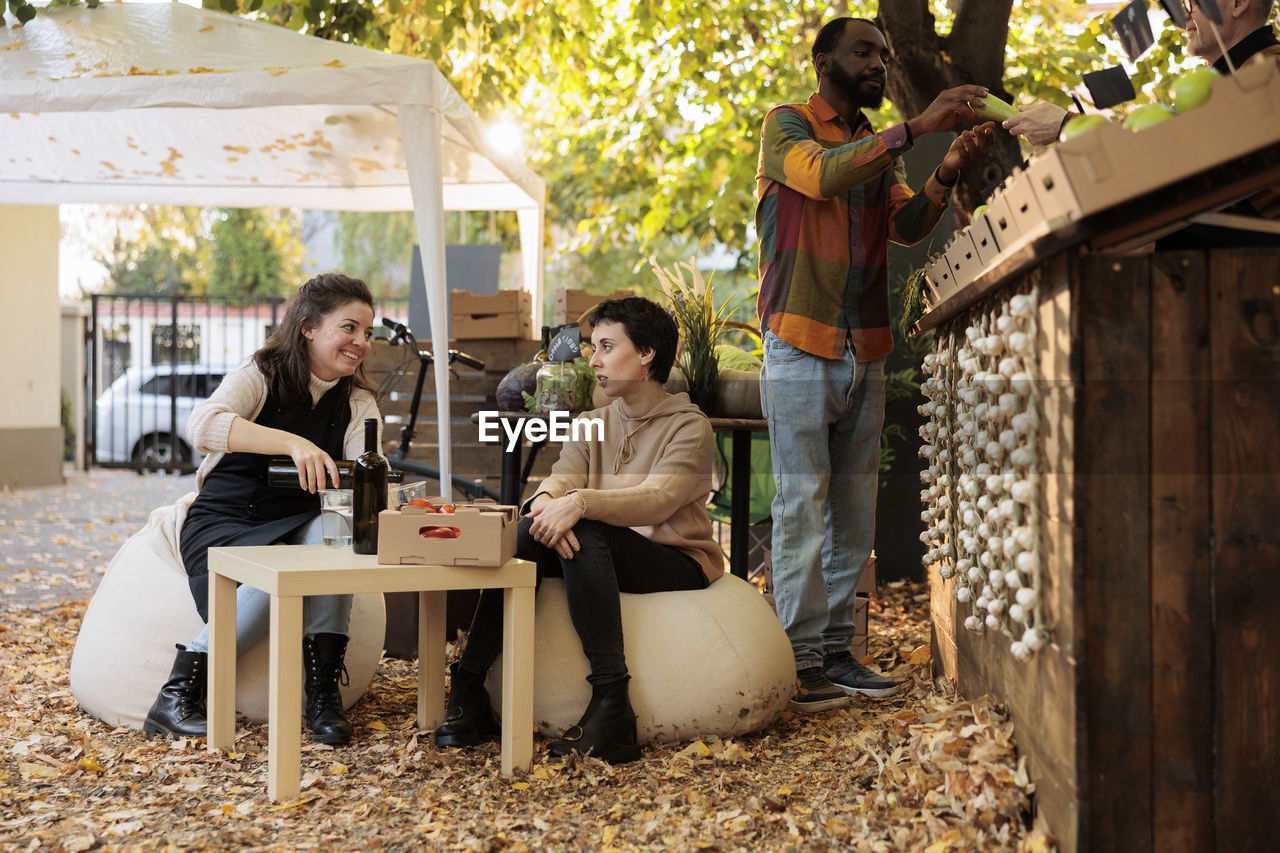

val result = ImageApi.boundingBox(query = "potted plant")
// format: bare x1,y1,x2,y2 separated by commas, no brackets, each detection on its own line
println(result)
650,257,734,416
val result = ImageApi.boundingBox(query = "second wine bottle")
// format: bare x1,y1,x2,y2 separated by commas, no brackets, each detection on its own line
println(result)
351,417,389,555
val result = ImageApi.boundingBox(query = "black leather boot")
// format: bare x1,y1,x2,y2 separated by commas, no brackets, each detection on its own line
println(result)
143,645,208,738
548,678,641,765
434,662,501,748
303,633,353,746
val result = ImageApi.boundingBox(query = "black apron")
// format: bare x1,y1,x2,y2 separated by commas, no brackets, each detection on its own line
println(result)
180,382,351,621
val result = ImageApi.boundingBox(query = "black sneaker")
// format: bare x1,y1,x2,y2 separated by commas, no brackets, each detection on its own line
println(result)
789,666,853,712
823,651,899,698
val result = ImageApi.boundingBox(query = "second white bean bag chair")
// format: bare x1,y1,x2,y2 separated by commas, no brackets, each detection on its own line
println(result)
488,573,793,745
70,492,385,730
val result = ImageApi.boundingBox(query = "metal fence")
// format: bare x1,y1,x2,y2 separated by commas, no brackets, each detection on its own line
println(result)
87,294,409,472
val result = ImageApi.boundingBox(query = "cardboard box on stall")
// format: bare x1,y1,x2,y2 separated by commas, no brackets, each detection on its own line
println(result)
1025,57,1280,225
377,499,520,567
450,289,534,340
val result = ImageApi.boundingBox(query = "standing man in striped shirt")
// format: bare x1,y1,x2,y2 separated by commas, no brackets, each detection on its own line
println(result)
756,16,995,711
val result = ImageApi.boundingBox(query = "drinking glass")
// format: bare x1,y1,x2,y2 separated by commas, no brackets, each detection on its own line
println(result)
319,488,354,548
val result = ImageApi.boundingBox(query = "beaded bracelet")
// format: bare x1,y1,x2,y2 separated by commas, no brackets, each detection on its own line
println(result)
568,491,586,511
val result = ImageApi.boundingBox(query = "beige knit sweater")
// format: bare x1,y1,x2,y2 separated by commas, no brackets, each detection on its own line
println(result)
187,360,381,489
532,392,724,583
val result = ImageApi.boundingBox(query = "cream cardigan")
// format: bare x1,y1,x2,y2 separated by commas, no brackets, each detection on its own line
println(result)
187,360,381,489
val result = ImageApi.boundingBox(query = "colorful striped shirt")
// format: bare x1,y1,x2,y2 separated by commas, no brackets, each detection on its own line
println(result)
755,93,953,361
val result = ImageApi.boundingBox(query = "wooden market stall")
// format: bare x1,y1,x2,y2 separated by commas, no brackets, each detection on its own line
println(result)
916,60,1280,853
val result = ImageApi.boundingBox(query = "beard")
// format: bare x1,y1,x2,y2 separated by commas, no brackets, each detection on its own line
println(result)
829,62,885,109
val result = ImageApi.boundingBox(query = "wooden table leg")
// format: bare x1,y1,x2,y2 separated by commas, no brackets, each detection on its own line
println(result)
207,571,237,751
267,595,303,802
417,590,446,731
501,585,535,775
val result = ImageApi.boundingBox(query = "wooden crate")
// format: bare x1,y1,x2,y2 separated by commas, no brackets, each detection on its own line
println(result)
926,248,1280,853
552,288,636,325
451,289,534,340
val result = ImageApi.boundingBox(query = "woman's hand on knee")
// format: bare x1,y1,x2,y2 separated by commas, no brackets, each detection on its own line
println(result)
545,530,580,559
527,496,583,554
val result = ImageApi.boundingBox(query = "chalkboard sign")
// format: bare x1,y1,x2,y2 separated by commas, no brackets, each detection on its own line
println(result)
547,324,582,362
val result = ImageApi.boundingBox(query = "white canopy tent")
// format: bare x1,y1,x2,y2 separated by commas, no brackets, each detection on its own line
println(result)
0,1,546,493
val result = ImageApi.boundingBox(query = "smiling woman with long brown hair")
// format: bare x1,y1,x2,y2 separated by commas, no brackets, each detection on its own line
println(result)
143,273,381,747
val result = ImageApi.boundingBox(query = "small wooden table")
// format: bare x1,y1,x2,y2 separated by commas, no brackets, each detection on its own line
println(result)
205,545,536,800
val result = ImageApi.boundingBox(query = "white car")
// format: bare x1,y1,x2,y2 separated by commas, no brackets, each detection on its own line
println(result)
93,364,226,469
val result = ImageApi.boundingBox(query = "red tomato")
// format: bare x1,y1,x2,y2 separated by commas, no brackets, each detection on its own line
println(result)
440,504,456,513
408,498,435,510
418,526,460,539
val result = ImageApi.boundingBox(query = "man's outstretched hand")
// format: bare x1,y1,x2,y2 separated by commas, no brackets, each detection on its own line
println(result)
937,122,997,186
907,85,988,138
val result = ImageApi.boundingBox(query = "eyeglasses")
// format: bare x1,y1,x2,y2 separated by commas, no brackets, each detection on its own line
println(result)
1182,0,1198,17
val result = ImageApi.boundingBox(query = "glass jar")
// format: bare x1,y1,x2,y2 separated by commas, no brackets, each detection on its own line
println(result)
534,361,576,413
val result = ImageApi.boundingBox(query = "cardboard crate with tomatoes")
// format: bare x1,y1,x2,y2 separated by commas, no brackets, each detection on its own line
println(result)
376,497,520,567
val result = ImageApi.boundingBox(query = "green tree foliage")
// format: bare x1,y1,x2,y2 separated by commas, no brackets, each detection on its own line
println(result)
96,205,305,296
207,208,306,296
97,206,208,295
208,0,1150,274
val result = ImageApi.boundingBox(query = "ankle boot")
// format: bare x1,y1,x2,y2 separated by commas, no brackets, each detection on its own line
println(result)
434,662,501,748
143,645,208,738
303,633,353,746
548,677,641,765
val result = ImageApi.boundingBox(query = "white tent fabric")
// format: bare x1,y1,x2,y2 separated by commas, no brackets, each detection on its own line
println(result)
0,2,546,492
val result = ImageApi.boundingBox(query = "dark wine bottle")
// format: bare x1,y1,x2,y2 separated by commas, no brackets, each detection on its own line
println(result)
535,325,552,362
351,418,390,555
267,459,402,489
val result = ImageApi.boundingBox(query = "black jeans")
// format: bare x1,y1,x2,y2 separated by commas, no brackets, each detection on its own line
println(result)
458,517,708,686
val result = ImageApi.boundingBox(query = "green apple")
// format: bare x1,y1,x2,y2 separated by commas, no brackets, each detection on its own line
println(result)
1122,103,1177,131
1171,66,1219,112
1059,113,1110,142
973,204,990,217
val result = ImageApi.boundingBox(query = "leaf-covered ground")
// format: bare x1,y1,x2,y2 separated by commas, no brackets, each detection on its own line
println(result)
1,582,1056,852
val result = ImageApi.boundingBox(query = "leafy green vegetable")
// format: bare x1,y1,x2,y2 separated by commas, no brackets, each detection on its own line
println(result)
973,93,1017,122
898,266,929,339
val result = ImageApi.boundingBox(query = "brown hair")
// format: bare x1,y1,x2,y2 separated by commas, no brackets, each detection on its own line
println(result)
254,273,377,405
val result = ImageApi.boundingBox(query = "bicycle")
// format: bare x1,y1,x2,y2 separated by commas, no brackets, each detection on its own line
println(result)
376,317,500,502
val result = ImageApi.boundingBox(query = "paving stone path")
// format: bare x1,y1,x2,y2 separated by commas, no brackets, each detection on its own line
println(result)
0,469,197,609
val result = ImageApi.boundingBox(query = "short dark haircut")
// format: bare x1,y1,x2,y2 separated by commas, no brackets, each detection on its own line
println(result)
811,16,879,64
255,272,377,404
587,296,679,384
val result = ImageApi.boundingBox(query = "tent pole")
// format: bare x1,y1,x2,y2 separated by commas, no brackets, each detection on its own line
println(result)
517,206,544,332
400,99,454,499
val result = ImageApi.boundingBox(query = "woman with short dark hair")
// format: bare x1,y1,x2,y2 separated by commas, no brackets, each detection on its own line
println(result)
144,273,381,746
435,296,724,764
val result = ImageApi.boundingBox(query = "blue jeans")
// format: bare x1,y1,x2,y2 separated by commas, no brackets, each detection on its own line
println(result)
187,515,352,654
760,331,885,671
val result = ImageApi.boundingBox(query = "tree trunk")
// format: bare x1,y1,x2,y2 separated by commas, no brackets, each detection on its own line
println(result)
879,0,1023,222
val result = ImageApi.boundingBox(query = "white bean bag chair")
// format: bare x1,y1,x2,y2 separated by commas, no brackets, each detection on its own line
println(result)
487,573,793,745
70,492,385,729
